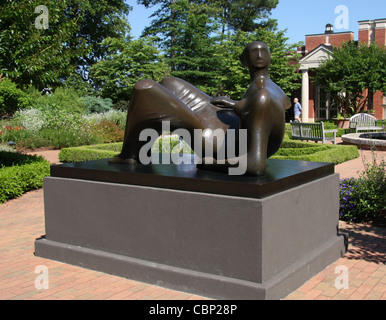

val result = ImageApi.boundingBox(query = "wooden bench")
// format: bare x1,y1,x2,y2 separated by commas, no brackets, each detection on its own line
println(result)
290,122,338,144
349,113,383,132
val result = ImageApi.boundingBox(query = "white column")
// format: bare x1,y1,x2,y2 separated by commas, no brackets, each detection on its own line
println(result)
301,68,309,123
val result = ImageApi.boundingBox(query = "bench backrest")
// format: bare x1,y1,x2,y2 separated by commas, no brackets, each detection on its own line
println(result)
349,113,377,127
291,122,325,140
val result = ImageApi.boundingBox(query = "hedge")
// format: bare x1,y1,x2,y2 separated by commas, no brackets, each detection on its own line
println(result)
0,151,50,204
271,145,360,164
59,138,360,165
59,136,194,163
271,139,360,164
59,142,123,163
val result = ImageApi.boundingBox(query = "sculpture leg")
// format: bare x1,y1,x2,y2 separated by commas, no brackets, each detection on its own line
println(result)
161,77,233,162
245,127,269,176
110,79,205,164
160,77,213,110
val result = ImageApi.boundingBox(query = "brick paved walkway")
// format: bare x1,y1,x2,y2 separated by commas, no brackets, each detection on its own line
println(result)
1,146,385,300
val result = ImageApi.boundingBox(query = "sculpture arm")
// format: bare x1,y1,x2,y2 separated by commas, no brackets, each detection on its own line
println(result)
211,96,238,109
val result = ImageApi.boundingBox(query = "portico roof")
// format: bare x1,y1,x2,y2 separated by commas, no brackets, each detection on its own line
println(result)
299,44,333,70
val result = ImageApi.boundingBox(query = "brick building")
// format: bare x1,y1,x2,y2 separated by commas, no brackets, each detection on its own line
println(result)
294,18,386,122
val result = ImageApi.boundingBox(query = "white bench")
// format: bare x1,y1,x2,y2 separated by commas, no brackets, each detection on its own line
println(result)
290,122,338,144
349,114,383,132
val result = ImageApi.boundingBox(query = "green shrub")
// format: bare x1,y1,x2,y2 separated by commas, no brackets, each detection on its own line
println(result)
48,127,103,148
1,123,28,144
14,134,50,150
91,121,124,143
0,151,45,167
272,139,360,164
59,148,117,162
281,140,320,148
39,104,84,129
81,96,113,114
0,151,50,204
153,135,194,154
62,73,95,97
90,143,124,152
12,125,104,151
11,108,127,150
59,136,195,163
32,87,87,114
11,106,105,150
272,144,359,165
340,154,385,224
276,145,330,156
0,143,16,152
0,79,32,116
59,136,360,165
113,100,131,111
59,143,123,163
12,108,46,132
83,110,127,130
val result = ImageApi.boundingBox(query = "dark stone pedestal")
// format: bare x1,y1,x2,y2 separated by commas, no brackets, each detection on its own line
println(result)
34,159,347,300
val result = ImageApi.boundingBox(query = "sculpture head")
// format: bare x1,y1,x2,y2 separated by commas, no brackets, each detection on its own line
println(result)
240,41,271,71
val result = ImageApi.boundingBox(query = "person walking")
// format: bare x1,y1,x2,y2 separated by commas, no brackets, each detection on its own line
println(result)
294,98,302,122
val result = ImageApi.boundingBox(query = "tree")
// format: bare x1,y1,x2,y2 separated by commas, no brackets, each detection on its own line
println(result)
138,0,279,37
70,0,132,81
214,29,302,99
210,0,278,35
315,42,386,116
136,0,294,96
0,0,84,89
90,37,170,102
0,78,32,117
138,0,220,92
137,0,279,66
164,1,220,90
0,0,131,89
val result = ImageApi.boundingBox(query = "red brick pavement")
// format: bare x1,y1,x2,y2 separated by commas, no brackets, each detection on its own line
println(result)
0,147,384,300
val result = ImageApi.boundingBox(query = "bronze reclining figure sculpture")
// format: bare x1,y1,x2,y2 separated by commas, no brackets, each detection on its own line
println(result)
109,41,291,176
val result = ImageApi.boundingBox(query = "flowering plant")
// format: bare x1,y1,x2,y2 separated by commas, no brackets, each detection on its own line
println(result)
339,154,385,224
0,124,25,143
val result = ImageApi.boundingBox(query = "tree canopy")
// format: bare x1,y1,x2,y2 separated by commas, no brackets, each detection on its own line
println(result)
213,29,301,99
90,36,170,102
0,0,302,104
0,0,130,89
315,42,386,116
138,0,278,36
211,0,279,33
135,0,298,98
